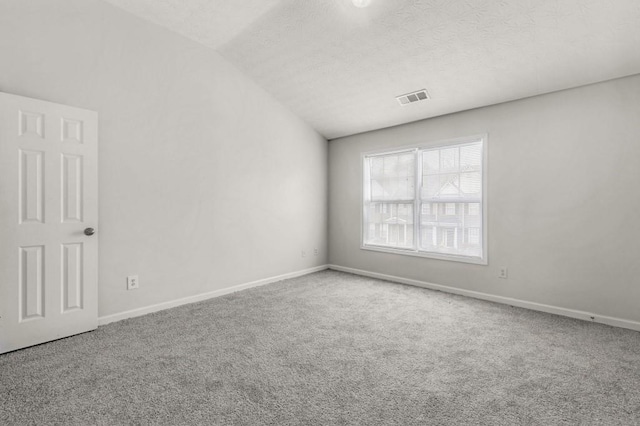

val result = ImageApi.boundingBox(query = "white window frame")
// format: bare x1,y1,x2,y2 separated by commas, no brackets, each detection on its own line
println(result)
361,134,488,265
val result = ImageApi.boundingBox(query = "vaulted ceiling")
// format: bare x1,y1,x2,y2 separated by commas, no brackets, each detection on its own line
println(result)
103,0,640,139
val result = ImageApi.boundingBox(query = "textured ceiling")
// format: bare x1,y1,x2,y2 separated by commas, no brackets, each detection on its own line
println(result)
103,0,640,139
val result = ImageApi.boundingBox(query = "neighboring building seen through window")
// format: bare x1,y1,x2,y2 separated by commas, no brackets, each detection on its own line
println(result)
362,136,486,264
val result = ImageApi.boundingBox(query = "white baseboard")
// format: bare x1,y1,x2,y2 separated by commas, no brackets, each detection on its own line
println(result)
98,265,329,326
328,264,640,332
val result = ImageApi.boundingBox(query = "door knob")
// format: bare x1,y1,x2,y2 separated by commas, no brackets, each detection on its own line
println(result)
84,227,95,236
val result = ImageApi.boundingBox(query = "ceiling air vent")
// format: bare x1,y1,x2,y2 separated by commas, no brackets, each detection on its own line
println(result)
396,89,429,106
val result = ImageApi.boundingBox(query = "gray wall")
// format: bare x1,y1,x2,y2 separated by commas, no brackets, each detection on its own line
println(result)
0,0,328,317
329,75,640,324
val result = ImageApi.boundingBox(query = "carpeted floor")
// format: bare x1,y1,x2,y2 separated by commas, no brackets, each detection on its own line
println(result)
1,270,639,425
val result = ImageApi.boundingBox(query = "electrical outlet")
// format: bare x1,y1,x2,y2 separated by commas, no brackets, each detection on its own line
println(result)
499,267,508,279
301,250,306,258
127,275,139,290
314,248,319,256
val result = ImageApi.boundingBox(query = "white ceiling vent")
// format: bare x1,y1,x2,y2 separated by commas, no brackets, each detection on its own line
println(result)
396,89,430,106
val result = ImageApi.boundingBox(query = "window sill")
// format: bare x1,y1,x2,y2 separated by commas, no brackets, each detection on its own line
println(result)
361,244,488,265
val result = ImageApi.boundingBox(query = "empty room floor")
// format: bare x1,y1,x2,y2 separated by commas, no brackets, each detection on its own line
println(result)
1,270,639,425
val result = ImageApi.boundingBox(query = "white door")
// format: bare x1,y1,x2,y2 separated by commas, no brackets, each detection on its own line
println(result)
0,92,98,354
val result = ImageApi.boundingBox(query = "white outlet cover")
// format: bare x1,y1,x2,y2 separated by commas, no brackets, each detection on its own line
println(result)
499,268,508,279
127,275,139,290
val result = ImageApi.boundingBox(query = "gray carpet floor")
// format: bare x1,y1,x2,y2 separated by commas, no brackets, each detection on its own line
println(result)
1,270,639,425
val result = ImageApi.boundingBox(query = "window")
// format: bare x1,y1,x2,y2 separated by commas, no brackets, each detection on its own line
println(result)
362,136,486,264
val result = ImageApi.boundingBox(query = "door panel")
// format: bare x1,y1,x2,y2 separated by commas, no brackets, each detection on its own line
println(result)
19,149,45,224
61,154,83,222
19,245,45,320
0,92,98,354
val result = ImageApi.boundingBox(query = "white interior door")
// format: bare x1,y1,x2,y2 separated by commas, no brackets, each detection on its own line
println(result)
0,92,98,354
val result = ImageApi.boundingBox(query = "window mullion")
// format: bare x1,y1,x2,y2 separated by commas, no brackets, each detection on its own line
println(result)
414,149,421,251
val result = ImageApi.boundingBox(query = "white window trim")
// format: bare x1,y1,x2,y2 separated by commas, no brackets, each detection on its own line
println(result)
360,134,488,265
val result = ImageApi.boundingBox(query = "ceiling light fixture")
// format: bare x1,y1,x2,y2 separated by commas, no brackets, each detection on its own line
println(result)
352,0,371,7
